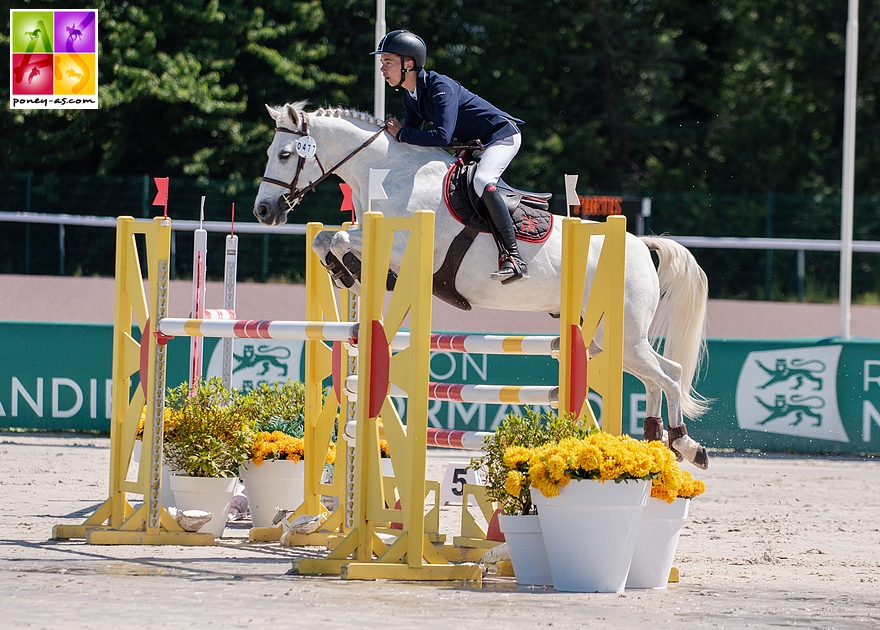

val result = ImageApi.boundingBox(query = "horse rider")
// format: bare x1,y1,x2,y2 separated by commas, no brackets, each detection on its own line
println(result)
372,29,529,284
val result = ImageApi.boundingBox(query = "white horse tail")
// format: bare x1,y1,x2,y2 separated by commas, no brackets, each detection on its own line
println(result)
640,236,710,419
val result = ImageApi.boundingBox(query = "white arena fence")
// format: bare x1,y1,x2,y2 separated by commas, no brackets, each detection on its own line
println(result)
3,211,880,301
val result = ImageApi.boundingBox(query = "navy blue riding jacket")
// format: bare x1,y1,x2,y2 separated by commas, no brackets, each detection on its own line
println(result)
396,69,523,147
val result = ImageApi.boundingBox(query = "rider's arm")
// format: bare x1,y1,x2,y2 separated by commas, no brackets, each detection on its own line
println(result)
396,76,460,147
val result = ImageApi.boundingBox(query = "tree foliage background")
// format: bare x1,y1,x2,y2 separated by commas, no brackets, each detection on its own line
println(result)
2,0,879,196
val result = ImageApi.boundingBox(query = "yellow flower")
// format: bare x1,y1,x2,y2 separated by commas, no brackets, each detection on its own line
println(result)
546,453,569,482
503,445,531,468
531,474,561,498
521,430,705,500
676,470,706,499
249,431,305,464
505,470,525,496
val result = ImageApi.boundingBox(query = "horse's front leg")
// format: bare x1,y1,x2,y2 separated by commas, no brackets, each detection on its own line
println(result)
329,229,400,291
312,230,358,291
329,229,364,291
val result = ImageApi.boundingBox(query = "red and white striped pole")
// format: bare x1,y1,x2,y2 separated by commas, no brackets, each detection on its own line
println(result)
342,375,558,407
189,196,207,395
343,421,491,450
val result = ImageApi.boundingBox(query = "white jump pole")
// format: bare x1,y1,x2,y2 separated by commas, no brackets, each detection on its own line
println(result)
373,0,386,120
342,375,559,407
189,196,207,394
343,421,492,450
221,203,239,387
157,318,358,341
390,332,559,356
839,0,859,340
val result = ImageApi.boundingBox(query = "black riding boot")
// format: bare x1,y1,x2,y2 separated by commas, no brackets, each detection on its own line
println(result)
482,184,529,284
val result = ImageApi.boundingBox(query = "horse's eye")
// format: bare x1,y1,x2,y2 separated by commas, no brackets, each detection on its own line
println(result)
279,150,292,160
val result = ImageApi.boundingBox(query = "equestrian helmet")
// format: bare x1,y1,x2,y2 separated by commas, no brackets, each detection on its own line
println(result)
371,30,427,69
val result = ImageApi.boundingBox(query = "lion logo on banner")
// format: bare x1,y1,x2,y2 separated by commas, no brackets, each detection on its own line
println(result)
735,345,848,443
233,345,291,377
755,358,824,391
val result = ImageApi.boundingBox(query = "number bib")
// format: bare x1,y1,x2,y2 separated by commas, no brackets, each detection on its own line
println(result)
295,136,317,158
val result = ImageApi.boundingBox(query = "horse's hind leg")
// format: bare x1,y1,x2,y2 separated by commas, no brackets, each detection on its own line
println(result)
641,380,666,443
625,340,709,469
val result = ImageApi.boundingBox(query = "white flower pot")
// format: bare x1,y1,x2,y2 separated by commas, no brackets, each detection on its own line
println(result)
169,474,237,538
132,444,176,509
381,458,394,478
161,465,177,509
497,514,553,586
531,479,650,593
239,460,305,528
626,497,690,589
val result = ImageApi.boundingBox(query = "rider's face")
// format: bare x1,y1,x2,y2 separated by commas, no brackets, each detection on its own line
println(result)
379,54,403,85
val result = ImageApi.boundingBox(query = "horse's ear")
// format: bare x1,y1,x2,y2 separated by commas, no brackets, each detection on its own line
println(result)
265,104,282,121
285,103,300,127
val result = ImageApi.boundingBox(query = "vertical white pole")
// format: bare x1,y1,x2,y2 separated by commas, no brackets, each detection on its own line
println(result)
374,0,386,119
221,234,238,388
840,0,859,340
190,197,207,392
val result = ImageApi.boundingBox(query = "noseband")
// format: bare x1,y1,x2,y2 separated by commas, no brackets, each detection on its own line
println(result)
261,111,387,206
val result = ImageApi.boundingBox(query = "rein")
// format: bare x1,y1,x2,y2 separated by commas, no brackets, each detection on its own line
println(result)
261,111,387,205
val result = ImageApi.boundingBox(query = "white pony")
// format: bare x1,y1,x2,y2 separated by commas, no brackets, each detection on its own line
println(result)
254,102,710,469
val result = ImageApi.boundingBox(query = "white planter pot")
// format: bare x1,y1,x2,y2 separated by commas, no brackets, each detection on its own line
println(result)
531,479,650,593
626,498,690,589
133,444,176,509
161,465,177,509
497,514,553,586
239,459,305,528
169,474,237,538
381,458,394,478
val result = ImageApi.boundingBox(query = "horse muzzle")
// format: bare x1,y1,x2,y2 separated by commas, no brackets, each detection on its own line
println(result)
253,195,293,226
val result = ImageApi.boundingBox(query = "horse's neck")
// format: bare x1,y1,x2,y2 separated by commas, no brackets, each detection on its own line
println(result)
313,117,450,217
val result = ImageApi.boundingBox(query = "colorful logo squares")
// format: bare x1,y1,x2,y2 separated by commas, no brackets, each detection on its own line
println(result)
9,9,99,109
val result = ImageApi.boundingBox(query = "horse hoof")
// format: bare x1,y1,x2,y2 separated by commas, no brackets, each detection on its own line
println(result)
693,445,709,470
671,435,709,470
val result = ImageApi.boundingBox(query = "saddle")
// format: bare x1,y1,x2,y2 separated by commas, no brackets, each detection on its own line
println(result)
444,159,553,241
434,157,554,310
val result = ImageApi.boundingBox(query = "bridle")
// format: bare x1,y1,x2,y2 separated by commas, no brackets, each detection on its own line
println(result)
261,111,387,207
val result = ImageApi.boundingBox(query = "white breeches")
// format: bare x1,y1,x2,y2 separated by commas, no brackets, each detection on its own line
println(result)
473,133,521,195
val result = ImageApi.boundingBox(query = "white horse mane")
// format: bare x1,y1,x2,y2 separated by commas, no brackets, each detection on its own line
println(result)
314,106,385,129
277,100,385,129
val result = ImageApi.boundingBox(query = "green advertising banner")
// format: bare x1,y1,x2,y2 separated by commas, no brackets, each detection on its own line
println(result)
3,321,879,454
0,322,196,431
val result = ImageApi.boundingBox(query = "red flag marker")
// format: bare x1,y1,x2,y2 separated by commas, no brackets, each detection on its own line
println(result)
339,182,355,224
152,177,169,218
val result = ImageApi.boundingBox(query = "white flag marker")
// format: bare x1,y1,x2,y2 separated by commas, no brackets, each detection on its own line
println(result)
564,174,579,218
368,168,389,212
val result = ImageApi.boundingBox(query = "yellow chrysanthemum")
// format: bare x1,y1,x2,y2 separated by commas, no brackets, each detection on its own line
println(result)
530,474,561,498
503,445,531,468
546,453,569,482
249,431,306,464
504,470,525,496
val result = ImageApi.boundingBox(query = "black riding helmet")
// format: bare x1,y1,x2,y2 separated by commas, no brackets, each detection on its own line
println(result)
371,30,427,88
